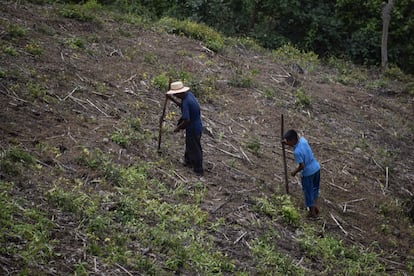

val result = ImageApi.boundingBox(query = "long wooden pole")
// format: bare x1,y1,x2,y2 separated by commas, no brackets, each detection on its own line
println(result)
157,79,172,153
281,114,289,194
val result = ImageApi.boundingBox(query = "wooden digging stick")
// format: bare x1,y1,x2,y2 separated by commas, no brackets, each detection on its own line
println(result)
157,79,172,153
281,114,289,194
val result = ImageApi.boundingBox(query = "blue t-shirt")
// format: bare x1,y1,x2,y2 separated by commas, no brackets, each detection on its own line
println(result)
293,137,320,177
181,92,202,135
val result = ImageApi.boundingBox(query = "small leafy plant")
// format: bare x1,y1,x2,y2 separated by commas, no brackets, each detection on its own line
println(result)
251,236,305,275
246,137,261,155
25,42,43,56
230,68,255,88
295,88,311,107
2,45,18,56
152,72,169,91
65,37,86,49
0,147,36,177
6,23,27,37
26,82,47,99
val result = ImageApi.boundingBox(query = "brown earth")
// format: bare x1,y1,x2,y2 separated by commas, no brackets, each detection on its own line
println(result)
1,2,413,275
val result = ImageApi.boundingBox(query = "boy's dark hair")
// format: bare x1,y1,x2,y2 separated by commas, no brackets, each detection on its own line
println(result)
284,129,298,141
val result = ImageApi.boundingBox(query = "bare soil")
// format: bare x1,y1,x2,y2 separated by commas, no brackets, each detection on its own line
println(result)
1,2,413,274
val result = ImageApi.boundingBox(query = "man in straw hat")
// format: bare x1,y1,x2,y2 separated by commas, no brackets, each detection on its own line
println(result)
166,81,204,176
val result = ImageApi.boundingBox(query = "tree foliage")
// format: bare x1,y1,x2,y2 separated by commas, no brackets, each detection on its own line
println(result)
58,0,414,73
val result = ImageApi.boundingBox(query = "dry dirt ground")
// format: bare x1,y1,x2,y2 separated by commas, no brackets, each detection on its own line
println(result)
1,2,414,274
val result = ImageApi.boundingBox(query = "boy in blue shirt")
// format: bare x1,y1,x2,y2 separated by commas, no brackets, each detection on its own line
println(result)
282,129,320,218
167,81,204,176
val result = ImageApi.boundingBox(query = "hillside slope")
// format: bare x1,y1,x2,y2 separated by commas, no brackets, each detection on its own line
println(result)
1,2,413,275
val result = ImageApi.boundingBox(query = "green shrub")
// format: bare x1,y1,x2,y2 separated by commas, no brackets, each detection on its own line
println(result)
6,23,27,37
383,65,407,81
26,82,47,99
231,36,264,52
152,72,170,91
326,56,370,86
158,17,224,52
246,137,261,155
405,82,414,96
295,88,311,107
59,0,102,22
60,6,93,22
113,13,145,25
65,37,86,49
230,68,256,88
2,45,18,56
25,42,44,55
272,43,319,73
0,147,36,177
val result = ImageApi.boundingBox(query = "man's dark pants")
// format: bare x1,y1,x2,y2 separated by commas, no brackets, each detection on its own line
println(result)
185,132,203,175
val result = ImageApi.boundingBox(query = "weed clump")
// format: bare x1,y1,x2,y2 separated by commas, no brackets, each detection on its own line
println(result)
158,17,224,52
0,147,36,178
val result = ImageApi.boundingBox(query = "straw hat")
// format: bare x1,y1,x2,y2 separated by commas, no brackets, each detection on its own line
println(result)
166,81,190,95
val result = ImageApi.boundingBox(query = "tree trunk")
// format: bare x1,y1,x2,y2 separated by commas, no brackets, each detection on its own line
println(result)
381,0,394,70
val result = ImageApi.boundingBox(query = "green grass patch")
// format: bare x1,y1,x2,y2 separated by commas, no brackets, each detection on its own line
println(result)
251,235,305,275
45,155,236,274
299,229,386,274
1,181,55,268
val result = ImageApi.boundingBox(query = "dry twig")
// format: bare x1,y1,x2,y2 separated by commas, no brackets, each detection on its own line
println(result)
86,99,110,117
213,145,242,159
327,180,349,192
114,263,133,276
330,212,348,236
234,231,248,244
62,86,79,101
